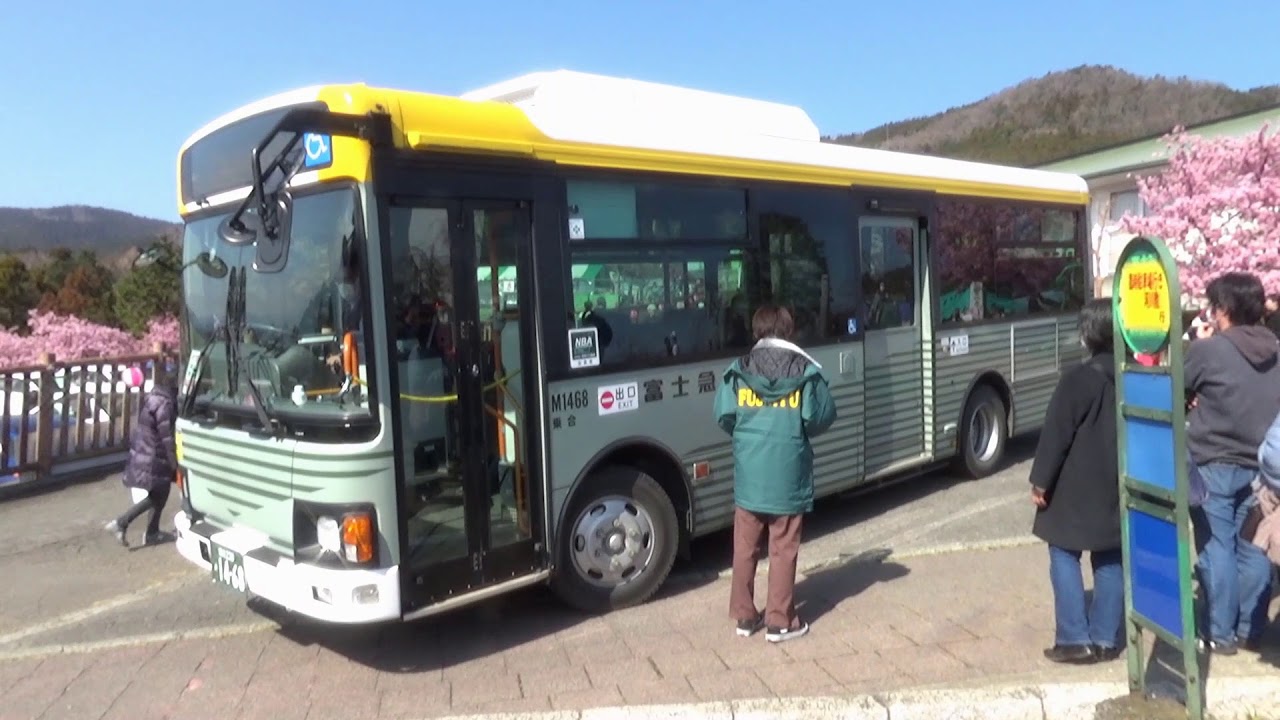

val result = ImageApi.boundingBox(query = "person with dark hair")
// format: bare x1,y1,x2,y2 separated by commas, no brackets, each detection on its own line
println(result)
714,304,837,643
579,299,613,349
303,259,364,375
1185,272,1280,655
1265,293,1280,341
1028,298,1123,664
105,359,180,547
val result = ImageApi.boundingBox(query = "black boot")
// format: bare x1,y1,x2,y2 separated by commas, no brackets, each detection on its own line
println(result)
1043,644,1094,664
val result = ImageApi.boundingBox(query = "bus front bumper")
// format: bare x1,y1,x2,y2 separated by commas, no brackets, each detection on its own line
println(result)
174,510,401,624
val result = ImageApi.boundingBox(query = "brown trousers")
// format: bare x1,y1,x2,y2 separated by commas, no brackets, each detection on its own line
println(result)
729,506,804,630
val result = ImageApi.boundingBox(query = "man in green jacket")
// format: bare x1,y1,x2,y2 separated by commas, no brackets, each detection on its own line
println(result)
714,304,837,642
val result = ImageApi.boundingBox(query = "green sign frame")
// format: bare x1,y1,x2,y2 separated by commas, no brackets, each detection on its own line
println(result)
1112,236,1203,720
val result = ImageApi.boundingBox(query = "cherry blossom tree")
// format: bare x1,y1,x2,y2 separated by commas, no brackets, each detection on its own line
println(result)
0,311,178,367
1121,124,1280,297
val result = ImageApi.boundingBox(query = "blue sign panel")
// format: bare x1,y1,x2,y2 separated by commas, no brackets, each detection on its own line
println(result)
302,133,332,168
1127,508,1183,639
1122,371,1174,413
1125,417,1177,492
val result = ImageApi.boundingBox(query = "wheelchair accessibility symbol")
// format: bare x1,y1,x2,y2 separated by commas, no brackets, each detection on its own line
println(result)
303,133,332,168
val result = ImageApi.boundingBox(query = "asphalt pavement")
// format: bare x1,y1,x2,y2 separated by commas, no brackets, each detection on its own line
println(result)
2,436,1278,720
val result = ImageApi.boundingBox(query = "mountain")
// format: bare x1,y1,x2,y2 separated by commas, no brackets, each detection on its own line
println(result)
828,65,1280,167
0,205,179,254
5,66,1279,262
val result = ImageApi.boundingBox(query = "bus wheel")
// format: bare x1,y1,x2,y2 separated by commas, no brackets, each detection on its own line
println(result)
553,465,679,613
957,385,1007,478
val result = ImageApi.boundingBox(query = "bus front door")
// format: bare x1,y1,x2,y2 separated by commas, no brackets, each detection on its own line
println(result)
386,192,544,615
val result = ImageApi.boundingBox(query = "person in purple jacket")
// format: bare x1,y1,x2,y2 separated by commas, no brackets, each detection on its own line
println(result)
104,359,179,547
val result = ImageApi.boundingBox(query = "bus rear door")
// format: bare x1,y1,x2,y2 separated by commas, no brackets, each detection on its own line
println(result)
853,189,936,478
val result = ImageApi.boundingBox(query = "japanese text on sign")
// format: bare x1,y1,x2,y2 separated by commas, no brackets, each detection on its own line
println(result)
1116,251,1172,355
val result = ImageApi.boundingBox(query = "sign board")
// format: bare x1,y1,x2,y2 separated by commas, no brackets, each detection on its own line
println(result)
1116,245,1173,356
597,382,639,416
568,327,599,369
1112,236,1203,720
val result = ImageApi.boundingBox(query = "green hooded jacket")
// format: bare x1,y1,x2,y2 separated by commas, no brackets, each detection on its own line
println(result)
713,339,838,515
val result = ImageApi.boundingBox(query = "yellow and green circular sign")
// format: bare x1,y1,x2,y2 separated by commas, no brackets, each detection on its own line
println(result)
1114,240,1173,356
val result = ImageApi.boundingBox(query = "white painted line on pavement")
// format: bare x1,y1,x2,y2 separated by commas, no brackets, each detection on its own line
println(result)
708,533,1043,580
887,491,1024,547
888,534,1042,560
0,620,279,662
0,571,199,647
795,534,1042,575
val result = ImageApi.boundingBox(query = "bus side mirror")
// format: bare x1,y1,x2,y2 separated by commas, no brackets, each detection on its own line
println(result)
253,191,293,274
193,252,229,279
132,245,169,270
134,243,228,279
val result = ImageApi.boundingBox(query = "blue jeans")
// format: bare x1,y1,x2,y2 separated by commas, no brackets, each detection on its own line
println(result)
1193,463,1273,645
1049,545,1124,648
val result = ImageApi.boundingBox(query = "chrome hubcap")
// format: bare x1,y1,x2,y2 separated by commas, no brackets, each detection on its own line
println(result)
969,403,1000,462
570,496,656,588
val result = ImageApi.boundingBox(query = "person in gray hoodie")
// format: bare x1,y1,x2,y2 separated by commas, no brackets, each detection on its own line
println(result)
1185,272,1280,655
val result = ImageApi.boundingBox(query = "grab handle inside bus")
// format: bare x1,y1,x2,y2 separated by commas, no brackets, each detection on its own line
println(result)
343,331,359,379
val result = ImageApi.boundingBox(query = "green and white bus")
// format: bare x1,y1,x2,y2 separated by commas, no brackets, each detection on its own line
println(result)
169,71,1090,623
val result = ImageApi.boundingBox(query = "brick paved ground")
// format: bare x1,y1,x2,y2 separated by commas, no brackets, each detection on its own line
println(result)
4,541,1279,720
4,454,1279,720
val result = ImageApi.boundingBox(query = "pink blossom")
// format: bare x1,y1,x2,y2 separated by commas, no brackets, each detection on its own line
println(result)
0,311,179,368
1121,124,1280,297
143,315,180,351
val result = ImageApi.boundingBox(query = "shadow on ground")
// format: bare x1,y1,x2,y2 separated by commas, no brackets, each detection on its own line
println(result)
1095,692,1197,720
234,437,1033,674
794,547,910,624
679,434,1039,579
255,583,587,674
252,544,913,674
1088,637,1211,719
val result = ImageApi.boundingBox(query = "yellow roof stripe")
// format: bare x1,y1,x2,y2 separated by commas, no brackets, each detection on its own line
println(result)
177,83,1088,216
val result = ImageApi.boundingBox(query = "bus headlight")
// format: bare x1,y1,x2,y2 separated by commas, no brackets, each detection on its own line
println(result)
316,516,341,554
293,501,379,568
340,512,375,563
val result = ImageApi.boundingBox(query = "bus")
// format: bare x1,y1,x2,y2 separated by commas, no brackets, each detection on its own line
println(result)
168,70,1090,624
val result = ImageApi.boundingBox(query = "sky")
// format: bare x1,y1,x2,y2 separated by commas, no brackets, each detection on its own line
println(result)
3,0,1279,222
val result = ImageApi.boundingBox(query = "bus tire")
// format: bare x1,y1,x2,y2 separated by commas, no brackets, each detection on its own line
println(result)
956,384,1007,478
552,465,679,614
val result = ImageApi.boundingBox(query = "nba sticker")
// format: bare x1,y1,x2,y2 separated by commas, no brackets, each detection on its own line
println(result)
568,326,600,369
598,382,639,416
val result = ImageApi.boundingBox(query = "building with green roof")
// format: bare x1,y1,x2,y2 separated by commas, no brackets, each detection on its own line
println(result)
1037,104,1280,300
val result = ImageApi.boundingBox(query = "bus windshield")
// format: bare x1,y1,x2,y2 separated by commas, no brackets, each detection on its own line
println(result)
180,186,373,423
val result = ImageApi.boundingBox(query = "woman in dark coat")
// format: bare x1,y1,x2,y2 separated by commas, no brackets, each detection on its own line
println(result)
105,360,179,547
1029,298,1123,664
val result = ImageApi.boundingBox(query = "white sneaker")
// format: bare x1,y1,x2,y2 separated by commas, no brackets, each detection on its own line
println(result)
104,520,128,547
765,621,810,643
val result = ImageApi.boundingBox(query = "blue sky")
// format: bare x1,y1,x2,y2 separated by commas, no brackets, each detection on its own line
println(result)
3,0,1278,222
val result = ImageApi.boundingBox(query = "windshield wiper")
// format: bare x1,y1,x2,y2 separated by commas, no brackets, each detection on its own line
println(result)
225,266,279,436
208,108,391,433
180,264,238,419
180,323,224,419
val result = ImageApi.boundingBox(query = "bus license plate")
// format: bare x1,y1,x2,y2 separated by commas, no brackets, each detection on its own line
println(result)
210,543,247,593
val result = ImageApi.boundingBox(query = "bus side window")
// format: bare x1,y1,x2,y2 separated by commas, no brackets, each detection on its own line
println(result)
860,223,916,330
